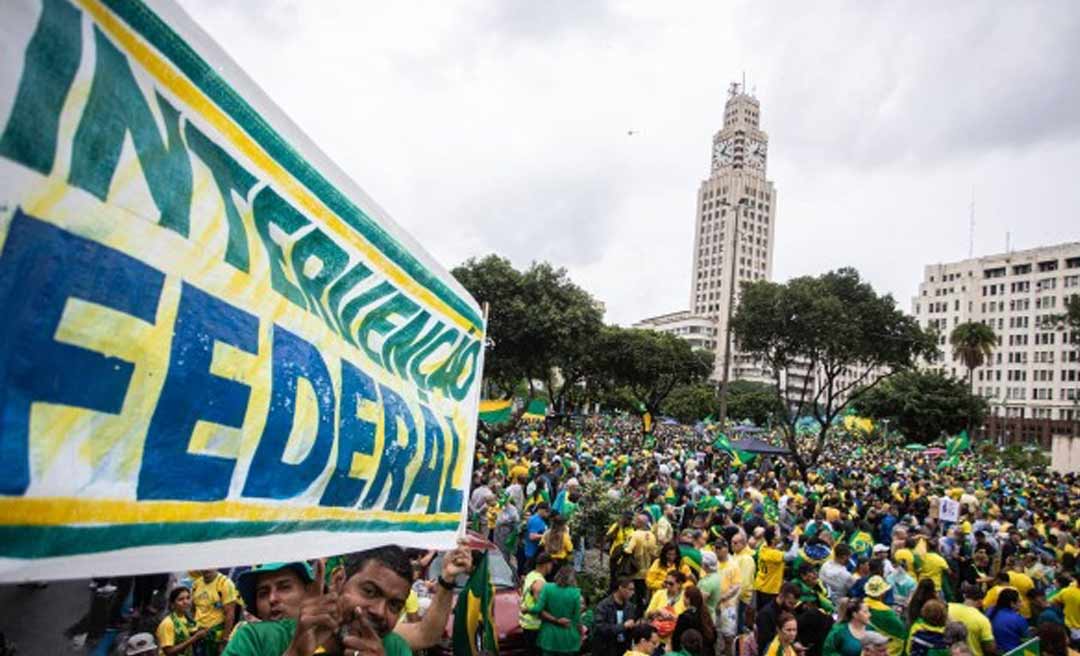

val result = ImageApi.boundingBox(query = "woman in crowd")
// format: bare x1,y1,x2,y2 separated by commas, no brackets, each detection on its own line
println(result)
672,586,716,654
822,598,872,656
907,579,939,628
986,589,1028,654
542,515,574,568
647,542,691,595
155,586,207,656
907,599,949,656
646,571,689,648
763,612,800,656
530,564,583,656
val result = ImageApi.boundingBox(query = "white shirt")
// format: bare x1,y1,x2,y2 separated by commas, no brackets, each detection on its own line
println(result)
819,559,855,608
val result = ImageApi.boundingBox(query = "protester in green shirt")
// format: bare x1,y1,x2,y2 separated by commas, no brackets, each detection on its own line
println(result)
223,545,472,656
530,564,583,656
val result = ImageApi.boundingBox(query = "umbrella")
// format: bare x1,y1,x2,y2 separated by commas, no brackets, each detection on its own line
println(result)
904,443,927,451
924,447,947,456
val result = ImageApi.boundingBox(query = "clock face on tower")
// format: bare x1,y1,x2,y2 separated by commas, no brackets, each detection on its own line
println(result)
748,138,767,171
712,136,735,170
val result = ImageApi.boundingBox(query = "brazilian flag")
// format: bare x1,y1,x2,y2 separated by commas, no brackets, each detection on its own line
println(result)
453,553,498,656
680,545,703,578
849,530,874,560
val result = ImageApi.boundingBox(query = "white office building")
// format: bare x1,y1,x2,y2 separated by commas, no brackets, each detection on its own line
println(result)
912,242,1080,420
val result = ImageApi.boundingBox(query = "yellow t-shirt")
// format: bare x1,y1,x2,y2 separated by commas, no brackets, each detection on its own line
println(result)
645,587,687,617
948,603,994,656
625,530,658,579
1006,571,1034,618
541,530,573,560
400,589,420,620
1051,583,1080,629
734,549,757,603
981,584,1016,612
192,573,239,629
509,464,529,481
607,523,634,556
156,613,195,651
718,560,742,608
754,546,784,595
894,548,916,576
919,552,949,592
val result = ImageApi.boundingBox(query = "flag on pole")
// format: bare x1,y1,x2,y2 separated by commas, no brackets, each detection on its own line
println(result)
946,431,971,457
452,553,499,656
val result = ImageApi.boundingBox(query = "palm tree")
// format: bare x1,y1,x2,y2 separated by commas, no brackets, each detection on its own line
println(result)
949,321,998,436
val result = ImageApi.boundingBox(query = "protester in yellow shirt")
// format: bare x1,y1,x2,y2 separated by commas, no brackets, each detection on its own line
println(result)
1005,565,1035,619
190,570,239,656
540,515,573,563
918,540,950,593
645,542,692,594
1049,579,1080,636
731,531,757,607
754,527,785,609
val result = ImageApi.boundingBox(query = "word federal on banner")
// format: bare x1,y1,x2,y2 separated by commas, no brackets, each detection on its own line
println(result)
0,0,484,580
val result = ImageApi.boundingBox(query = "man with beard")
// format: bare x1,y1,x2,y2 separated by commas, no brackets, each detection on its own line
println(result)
223,545,471,656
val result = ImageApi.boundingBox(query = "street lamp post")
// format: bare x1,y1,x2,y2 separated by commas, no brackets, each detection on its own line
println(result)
717,197,748,428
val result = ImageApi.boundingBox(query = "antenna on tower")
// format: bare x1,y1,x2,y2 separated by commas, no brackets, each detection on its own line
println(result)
1006,231,1011,254
742,71,746,94
968,188,975,258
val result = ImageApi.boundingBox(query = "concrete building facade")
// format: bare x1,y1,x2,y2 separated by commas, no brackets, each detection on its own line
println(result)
911,242,1080,421
688,83,777,382
631,311,718,351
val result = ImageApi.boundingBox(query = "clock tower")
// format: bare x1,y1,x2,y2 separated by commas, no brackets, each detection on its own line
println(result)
689,81,777,383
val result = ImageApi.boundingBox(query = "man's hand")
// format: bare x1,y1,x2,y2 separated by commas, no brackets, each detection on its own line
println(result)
623,619,636,629
556,618,571,627
340,614,385,656
439,544,474,583
287,560,339,656
192,628,209,642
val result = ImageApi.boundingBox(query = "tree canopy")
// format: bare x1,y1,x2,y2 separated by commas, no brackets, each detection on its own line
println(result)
452,255,604,434
852,370,988,444
595,327,714,425
731,267,937,473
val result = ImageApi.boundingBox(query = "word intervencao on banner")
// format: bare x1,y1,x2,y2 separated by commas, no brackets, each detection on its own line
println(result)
0,0,484,578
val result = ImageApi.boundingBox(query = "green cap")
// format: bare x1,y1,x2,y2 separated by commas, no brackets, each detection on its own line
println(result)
237,562,314,614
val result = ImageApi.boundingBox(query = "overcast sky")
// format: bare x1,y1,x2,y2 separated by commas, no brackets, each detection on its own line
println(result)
178,0,1080,326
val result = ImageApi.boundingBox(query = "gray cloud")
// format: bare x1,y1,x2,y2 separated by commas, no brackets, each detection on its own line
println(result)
175,0,1080,327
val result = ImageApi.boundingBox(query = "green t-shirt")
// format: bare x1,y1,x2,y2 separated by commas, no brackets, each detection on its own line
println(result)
697,572,723,616
222,619,412,656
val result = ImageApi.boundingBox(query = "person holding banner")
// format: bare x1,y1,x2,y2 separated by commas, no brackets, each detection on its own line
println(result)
223,544,472,656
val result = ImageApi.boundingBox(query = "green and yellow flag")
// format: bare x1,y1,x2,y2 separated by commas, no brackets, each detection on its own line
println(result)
522,398,547,422
479,399,513,425
452,552,499,656
946,431,971,457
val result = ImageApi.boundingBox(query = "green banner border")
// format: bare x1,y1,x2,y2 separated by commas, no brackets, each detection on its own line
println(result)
0,518,457,559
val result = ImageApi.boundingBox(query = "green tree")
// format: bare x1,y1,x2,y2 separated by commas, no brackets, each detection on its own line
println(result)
852,370,988,443
949,321,998,435
595,327,714,432
661,383,718,424
731,267,937,475
452,256,603,439
727,380,785,427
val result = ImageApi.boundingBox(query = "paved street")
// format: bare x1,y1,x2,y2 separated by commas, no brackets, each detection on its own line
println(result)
0,579,98,655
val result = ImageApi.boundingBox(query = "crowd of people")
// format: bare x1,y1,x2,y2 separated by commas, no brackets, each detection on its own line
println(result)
468,414,1080,656
35,413,1080,656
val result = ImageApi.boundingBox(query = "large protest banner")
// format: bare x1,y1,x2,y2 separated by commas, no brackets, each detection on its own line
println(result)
0,0,484,581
